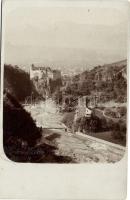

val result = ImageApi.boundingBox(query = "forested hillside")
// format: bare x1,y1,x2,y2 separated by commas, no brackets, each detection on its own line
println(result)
4,64,39,102
64,60,127,103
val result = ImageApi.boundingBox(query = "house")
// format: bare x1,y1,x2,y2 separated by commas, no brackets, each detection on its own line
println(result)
76,96,93,119
30,64,61,81
85,107,92,118
30,64,46,79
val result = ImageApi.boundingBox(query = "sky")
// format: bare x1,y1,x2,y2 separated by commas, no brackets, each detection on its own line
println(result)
3,1,128,73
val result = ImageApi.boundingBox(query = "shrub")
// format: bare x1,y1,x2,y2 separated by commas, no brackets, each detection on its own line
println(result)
4,64,39,102
111,120,126,141
3,92,42,148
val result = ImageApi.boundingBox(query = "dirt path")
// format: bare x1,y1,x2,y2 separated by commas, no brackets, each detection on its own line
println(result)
24,100,125,163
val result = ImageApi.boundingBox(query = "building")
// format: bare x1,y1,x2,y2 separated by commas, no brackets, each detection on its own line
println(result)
76,96,93,119
29,64,62,96
30,64,55,80
85,107,92,118
30,64,47,79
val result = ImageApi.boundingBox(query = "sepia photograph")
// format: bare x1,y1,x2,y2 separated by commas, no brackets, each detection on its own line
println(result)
3,1,127,163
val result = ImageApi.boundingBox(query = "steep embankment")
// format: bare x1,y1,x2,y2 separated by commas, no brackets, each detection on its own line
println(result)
3,65,42,162
4,64,39,102
3,65,73,163
3,92,42,161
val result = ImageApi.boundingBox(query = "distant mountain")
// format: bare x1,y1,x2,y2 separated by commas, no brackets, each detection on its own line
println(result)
5,41,126,74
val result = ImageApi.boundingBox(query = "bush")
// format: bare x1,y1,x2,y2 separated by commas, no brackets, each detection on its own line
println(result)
4,64,39,102
3,92,42,147
72,115,102,133
111,120,126,141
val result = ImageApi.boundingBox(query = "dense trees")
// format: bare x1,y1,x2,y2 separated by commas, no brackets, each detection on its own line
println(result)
63,64,127,103
113,73,127,102
4,64,39,102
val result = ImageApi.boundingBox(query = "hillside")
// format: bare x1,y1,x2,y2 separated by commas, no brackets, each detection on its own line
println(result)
3,91,42,161
3,65,43,161
65,60,127,103
3,92,74,163
4,64,39,102
3,65,73,162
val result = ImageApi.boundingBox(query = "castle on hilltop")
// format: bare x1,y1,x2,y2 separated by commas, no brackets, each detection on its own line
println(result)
30,64,61,81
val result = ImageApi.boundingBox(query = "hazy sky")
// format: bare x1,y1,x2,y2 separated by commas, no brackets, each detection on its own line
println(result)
4,1,128,72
